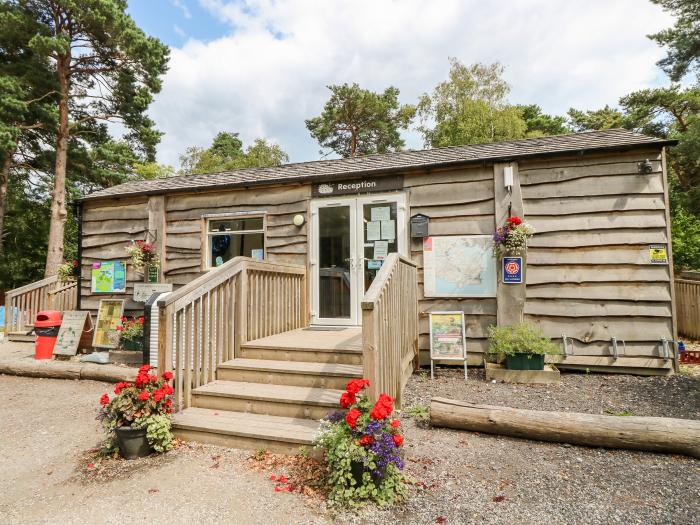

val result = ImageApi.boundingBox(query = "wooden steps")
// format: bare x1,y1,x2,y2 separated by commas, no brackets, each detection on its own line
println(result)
190,380,344,419
7,331,35,343
172,327,363,453
217,358,362,389
173,407,318,455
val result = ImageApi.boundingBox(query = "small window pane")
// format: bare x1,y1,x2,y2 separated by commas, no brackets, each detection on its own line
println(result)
209,217,263,233
210,232,264,267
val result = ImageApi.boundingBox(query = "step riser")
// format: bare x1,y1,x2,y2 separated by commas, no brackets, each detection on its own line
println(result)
174,428,317,456
217,367,357,389
240,346,362,365
192,393,335,420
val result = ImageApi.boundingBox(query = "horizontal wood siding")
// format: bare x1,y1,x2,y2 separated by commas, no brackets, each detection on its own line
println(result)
81,197,149,318
520,149,673,358
406,166,496,363
163,185,310,286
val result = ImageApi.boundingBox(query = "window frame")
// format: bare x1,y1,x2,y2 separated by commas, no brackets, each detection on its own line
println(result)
202,211,267,269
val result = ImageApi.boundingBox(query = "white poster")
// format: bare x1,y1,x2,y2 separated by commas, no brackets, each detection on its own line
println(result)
366,221,381,241
371,207,391,222
373,240,389,260
380,220,395,241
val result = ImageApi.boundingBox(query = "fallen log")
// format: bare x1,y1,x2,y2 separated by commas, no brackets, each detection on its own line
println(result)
430,397,700,459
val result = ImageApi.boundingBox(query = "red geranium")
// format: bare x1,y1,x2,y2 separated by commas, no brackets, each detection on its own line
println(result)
390,419,400,429
359,435,374,447
345,378,370,394
393,434,404,447
99,394,110,406
138,391,150,401
339,391,356,408
507,216,522,226
345,408,361,428
162,371,173,381
370,393,394,420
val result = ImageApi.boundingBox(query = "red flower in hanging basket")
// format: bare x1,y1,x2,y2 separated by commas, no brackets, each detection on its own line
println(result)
506,216,522,226
345,408,361,428
339,391,356,408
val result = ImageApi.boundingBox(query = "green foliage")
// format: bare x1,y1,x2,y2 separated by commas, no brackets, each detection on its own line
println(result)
405,404,429,421
670,201,700,269
604,409,635,417
306,83,415,157
136,414,174,453
179,132,289,175
567,105,633,132
648,0,700,81
417,59,527,147
516,104,569,137
487,323,559,357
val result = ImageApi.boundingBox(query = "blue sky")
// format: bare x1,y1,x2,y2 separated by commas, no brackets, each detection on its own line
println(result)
125,1,674,168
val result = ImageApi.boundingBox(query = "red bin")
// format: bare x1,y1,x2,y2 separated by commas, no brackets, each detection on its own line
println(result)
34,310,62,360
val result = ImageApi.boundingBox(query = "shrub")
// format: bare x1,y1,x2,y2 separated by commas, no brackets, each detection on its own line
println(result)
487,322,559,356
314,379,407,507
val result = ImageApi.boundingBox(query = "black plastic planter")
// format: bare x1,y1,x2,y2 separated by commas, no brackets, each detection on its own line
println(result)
350,460,382,486
505,353,545,371
115,426,151,459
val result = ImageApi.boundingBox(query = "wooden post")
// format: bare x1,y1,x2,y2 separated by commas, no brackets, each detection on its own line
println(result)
661,148,679,372
147,195,167,282
493,162,526,327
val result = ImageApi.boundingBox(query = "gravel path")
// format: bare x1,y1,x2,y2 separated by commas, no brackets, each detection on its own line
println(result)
1,370,698,525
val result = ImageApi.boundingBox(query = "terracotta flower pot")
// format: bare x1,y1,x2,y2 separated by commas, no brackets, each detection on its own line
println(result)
115,426,151,459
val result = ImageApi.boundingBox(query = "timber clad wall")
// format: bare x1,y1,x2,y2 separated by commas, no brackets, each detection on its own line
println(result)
521,150,674,357
80,143,674,365
405,166,496,364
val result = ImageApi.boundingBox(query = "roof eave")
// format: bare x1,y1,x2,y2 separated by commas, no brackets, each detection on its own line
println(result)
79,139,677,202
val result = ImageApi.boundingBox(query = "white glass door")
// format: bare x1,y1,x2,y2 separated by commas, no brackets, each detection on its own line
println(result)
311,193,406,325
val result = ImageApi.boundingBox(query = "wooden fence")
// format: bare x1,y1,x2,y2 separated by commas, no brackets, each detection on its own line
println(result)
361,253,419,407
157,257,307,409
4,276,78,334
676,272,700,339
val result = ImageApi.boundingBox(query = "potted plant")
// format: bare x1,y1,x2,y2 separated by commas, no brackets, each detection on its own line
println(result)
126,239,160,282
492,215,536,258
57,260,78,283
487,322,559,370
117,316,145,352
315,379,407,507
97,365,175,459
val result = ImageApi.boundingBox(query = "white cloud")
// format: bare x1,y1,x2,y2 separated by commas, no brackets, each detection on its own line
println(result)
173,24,186,38
150,0,674,166
171,0,192,19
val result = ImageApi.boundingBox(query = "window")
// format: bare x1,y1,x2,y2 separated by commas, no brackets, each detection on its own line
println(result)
206,214,265,268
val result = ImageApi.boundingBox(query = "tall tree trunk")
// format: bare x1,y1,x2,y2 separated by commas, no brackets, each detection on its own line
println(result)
0,148,13,255
45,56,70,277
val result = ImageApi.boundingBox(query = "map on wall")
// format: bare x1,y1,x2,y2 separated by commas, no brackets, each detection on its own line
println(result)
423,235,496,297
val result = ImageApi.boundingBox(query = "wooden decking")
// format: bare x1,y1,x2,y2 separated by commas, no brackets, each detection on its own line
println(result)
172,327,363,453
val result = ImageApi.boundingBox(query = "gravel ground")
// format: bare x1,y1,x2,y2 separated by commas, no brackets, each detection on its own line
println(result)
1,370,698,525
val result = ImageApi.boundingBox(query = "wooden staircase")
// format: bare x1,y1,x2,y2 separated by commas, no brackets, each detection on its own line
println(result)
172,328,363,454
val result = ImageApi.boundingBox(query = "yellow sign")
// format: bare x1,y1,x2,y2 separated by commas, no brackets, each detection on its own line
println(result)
429,312,466,360
649,245,668,265
92,300,124,348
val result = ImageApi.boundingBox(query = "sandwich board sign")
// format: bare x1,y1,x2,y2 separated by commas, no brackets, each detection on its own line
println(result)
428,311,468,380
54,311,92,357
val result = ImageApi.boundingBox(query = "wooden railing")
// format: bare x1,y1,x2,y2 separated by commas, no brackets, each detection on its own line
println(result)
676,273,700,339
157,257,308,409
361,253,419,407
4,276,78,334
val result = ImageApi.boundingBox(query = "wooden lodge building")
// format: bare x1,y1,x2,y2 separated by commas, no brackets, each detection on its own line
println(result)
27,128,676,451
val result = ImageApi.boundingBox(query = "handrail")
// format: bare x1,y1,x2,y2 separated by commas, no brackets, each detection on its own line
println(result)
158,257,308,409
4,275,76,335
361,253,419,407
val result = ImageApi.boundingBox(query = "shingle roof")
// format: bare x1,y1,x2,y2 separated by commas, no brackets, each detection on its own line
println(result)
82,129,674,201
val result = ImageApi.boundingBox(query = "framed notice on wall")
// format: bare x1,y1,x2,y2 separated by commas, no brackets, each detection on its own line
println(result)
91,261,127,293
92,299,124,349
423,236,496,298
429,311,468,380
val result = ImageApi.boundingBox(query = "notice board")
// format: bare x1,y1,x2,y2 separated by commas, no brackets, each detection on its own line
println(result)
53,311,93,356
92,300,124,349
91,261,127,293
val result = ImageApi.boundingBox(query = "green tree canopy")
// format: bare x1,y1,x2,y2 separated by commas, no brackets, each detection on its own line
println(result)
649,0,700,80
305,83,415,158
179,132,289,175
417,59,526,147
516,104,569,137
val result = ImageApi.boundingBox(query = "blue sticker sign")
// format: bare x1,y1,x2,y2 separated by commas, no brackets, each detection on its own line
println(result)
502,256,523,284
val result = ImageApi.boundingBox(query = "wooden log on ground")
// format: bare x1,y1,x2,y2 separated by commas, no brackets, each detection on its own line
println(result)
430,397,700,459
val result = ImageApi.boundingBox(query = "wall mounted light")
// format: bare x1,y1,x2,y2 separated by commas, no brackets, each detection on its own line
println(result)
638,159,653,174
292,214,305,227
503,165,514,192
